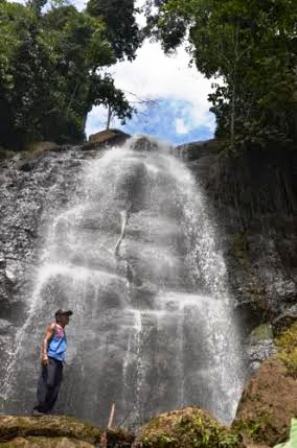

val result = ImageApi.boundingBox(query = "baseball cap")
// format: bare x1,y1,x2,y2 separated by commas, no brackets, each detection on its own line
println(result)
55,309,73,317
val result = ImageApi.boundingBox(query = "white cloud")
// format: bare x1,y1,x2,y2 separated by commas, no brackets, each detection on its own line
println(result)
87,40,215,137
175,118,189,135
115,41,212,123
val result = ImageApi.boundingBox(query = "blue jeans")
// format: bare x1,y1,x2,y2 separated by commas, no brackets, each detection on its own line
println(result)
33,357,63,413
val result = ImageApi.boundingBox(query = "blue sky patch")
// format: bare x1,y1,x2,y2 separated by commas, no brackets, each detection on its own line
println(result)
86,98,215,146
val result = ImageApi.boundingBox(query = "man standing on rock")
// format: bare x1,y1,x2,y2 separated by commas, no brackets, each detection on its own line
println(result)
32,309,73,415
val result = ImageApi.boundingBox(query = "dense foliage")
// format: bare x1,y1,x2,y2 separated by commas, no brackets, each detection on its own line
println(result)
146,0,297,151
0,0,138,149
87,0,141,61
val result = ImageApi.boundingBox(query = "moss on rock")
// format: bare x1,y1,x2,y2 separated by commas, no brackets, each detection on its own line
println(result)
135,407,241,448
0,415,136,447
106,427,135,447
231,232,249,267
0,435,94,447
250,324,273,343
276,321,297,377
0,415,101,445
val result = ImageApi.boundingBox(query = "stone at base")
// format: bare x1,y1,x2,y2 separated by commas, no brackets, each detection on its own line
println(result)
0,436,94,447
233,358,297,447
135,406,242,448
0,415,134,448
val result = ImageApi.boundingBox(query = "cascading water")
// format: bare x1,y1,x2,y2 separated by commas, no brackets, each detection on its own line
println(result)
0,136,244,426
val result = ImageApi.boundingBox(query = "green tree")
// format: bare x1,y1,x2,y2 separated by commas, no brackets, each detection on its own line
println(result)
0,2,42,147
0,0,137,149
40,4,114,142
87,0,141,60
147,0,297,150
89,74,134,129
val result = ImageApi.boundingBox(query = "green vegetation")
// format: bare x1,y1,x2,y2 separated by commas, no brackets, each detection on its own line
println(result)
231,232,249,266
146,0,297,151
250,323,273,342
233,411,275,444
87,0,141,61
2,0,296,152
136,407,241,448
0,0,139,150
276,322,297,377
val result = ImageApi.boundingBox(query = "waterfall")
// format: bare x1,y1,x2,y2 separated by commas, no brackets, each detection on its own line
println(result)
0,136,244,426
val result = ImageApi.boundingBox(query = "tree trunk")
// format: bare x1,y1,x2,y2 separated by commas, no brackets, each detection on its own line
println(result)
106,104,113,130
230,25,239,152
230,80,236,152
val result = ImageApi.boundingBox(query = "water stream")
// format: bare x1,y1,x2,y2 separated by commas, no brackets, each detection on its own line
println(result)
0,136,244,426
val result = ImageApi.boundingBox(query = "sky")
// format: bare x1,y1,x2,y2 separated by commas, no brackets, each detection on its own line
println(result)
87,41,215,145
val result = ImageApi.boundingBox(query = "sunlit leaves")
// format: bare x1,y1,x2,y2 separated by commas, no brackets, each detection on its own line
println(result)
0,0,136,149
147,0,297,150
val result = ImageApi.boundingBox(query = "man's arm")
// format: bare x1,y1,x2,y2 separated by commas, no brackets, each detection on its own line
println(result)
40,323,55,366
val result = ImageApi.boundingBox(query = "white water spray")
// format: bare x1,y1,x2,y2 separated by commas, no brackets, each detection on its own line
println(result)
0,137,244,425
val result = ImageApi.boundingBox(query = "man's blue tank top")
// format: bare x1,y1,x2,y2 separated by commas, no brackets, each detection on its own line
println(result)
47,324,67,362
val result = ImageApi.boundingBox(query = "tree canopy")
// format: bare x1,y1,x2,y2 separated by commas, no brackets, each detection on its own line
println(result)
146,0,297,150
87,0,141,61
2,0,296,151
0,0,138,149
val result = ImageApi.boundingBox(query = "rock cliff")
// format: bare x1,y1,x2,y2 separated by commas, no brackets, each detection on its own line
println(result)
177,140,297,372
0,137,296,442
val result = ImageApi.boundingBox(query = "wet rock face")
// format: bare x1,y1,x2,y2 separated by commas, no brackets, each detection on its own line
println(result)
0,138,296,430
273,304,297,335
113,160,148,213
0,144,104,379
130,136,159,153
178,142,297,368
246,324,276,373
